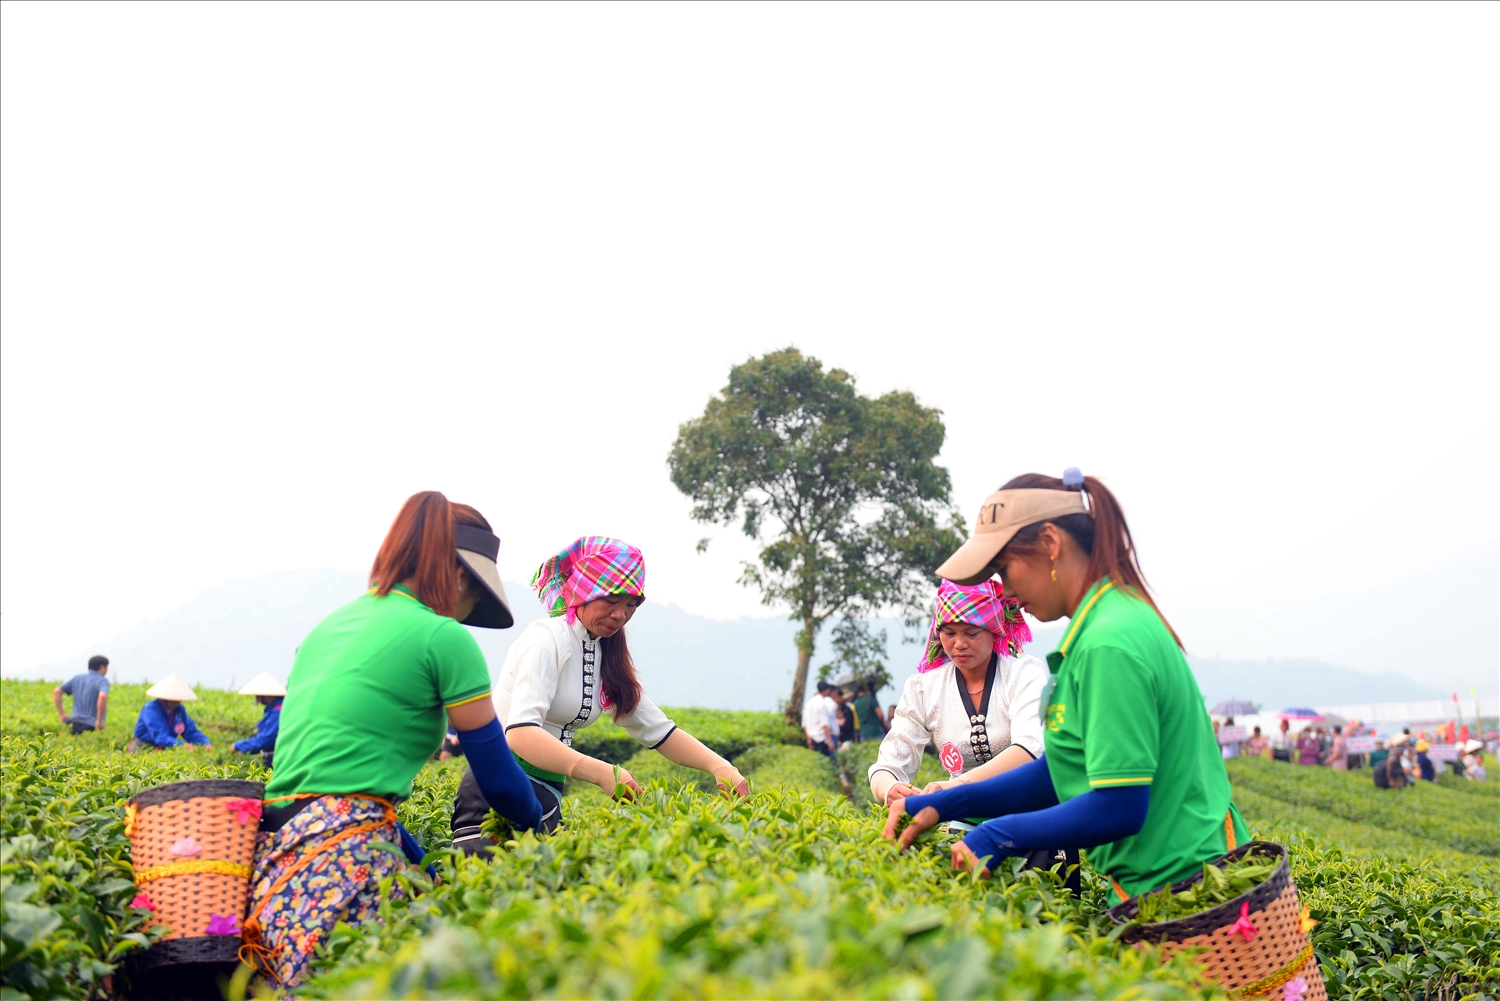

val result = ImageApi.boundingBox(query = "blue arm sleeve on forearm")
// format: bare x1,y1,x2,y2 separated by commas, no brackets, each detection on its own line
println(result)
962,784,1150,869
456,718,543,832
234,708,280,754
135,706,166,745
903,755,1059,822
395,822,438,878
181,712,211,745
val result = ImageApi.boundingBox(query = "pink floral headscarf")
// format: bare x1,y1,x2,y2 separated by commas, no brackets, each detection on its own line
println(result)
918,579,1031,673
530,536,646,624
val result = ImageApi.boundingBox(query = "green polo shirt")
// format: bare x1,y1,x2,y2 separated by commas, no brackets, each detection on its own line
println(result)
266,585,492,801
1043,578,1247,895
852,692,885,740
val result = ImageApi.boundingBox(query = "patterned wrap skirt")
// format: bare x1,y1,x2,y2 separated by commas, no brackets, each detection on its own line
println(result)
246,795,403,989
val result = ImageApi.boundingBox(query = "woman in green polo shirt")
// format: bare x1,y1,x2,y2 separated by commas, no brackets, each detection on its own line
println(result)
241,491,542,989
885,469,1247,900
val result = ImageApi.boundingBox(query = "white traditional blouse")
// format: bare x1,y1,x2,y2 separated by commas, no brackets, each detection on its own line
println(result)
493,616,676,750
868,652,1049,795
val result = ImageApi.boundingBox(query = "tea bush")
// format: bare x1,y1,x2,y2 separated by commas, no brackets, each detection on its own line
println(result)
3,679,1499,1000
836,739,947,805
1436,767,1500,798
302,786,1211,1000
1,725,268,1000
572,709,801,765
1289,838,1500,999
1226,757,1499,857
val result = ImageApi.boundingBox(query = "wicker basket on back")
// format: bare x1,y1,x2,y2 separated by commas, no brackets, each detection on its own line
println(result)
1108,841,1326,1000
126,779,264,975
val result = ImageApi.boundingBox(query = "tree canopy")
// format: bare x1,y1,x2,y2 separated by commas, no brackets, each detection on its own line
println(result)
668,347,962,723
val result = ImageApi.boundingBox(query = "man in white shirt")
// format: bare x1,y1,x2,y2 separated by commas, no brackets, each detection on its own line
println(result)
801,680,839,759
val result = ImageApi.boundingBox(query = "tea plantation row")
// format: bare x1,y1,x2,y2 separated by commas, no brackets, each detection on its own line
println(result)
3,679,1498,999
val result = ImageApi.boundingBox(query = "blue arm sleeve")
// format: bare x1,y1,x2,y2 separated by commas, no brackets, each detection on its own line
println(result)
181,712,211,745
395,822,438,878
234,708,280,754
457,718,543,832
962,784,1150,870
135,705,175,747
903,755,1060,822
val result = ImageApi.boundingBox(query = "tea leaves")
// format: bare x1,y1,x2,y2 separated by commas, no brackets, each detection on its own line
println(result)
3,680,1498,1000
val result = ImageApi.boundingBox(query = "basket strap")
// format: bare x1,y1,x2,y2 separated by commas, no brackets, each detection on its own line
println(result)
1228,941,1315,999
238,794,396,984
136,859,252,883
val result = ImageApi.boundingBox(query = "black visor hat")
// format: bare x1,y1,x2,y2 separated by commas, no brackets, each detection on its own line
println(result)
454,523,514,629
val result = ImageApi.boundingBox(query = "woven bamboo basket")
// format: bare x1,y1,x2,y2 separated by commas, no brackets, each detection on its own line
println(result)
126,779,264,975
1108,841,1326,1001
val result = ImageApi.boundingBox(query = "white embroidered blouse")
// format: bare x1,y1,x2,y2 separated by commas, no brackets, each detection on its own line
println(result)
493,616,676,750
868,652,1049,797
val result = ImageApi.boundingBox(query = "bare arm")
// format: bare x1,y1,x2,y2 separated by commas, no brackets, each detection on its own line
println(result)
656,729,747,797
873,772,922,806
447,698,498,731
504,724,639,798
921,743,1033,793
96,691,108,729
53,687,67,723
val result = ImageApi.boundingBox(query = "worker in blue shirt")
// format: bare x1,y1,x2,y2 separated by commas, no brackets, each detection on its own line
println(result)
233,672,285,761
130,674,212,750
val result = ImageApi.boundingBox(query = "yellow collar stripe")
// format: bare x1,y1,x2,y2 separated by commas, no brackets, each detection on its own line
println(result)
1059,581,1114,657
367,587,421,603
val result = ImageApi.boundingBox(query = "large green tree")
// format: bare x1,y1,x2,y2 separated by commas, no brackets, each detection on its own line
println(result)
668,348,963,725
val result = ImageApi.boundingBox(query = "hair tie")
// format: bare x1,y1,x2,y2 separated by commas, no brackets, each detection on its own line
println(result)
1062,467,1085,490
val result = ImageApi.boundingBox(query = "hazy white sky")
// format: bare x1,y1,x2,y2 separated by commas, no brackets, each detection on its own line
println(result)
3,1,1496,674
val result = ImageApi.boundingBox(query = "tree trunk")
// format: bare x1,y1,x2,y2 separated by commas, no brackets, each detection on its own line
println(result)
784,615,817,728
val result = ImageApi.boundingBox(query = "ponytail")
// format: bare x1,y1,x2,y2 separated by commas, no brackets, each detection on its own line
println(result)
599,628,642,718
1000,473,1181,647
370,491,461,617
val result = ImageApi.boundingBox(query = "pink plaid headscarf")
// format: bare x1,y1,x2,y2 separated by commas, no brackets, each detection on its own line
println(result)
918,579,1031,673
530,536,647,624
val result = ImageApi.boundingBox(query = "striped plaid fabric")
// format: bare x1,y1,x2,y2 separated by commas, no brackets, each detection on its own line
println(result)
918,579,1032,673
530,536,647,623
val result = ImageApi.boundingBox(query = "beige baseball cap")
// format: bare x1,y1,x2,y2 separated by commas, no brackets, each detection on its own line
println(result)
936,488,1088,585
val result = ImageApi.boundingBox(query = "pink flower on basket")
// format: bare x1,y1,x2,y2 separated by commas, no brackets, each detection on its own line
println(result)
1229,901,1260,942
224,798,262,824
205,913,242,936
130,893,154,911
169,837,203,856
1284,976,1309,1001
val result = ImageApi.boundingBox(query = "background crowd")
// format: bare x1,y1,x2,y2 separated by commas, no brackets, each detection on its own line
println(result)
1215,712,1493,788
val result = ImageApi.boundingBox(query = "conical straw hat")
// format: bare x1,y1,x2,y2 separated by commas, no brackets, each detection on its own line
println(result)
237,672,287,697
145,673,198,701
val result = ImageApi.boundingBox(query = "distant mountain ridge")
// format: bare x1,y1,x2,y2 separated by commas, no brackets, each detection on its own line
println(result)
9,564,1480,711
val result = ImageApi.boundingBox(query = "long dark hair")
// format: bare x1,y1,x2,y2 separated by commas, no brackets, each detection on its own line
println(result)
999,473,1180,647
599,627,642,717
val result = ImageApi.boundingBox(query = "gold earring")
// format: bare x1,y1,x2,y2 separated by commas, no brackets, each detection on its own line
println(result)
1051,557,1058,583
